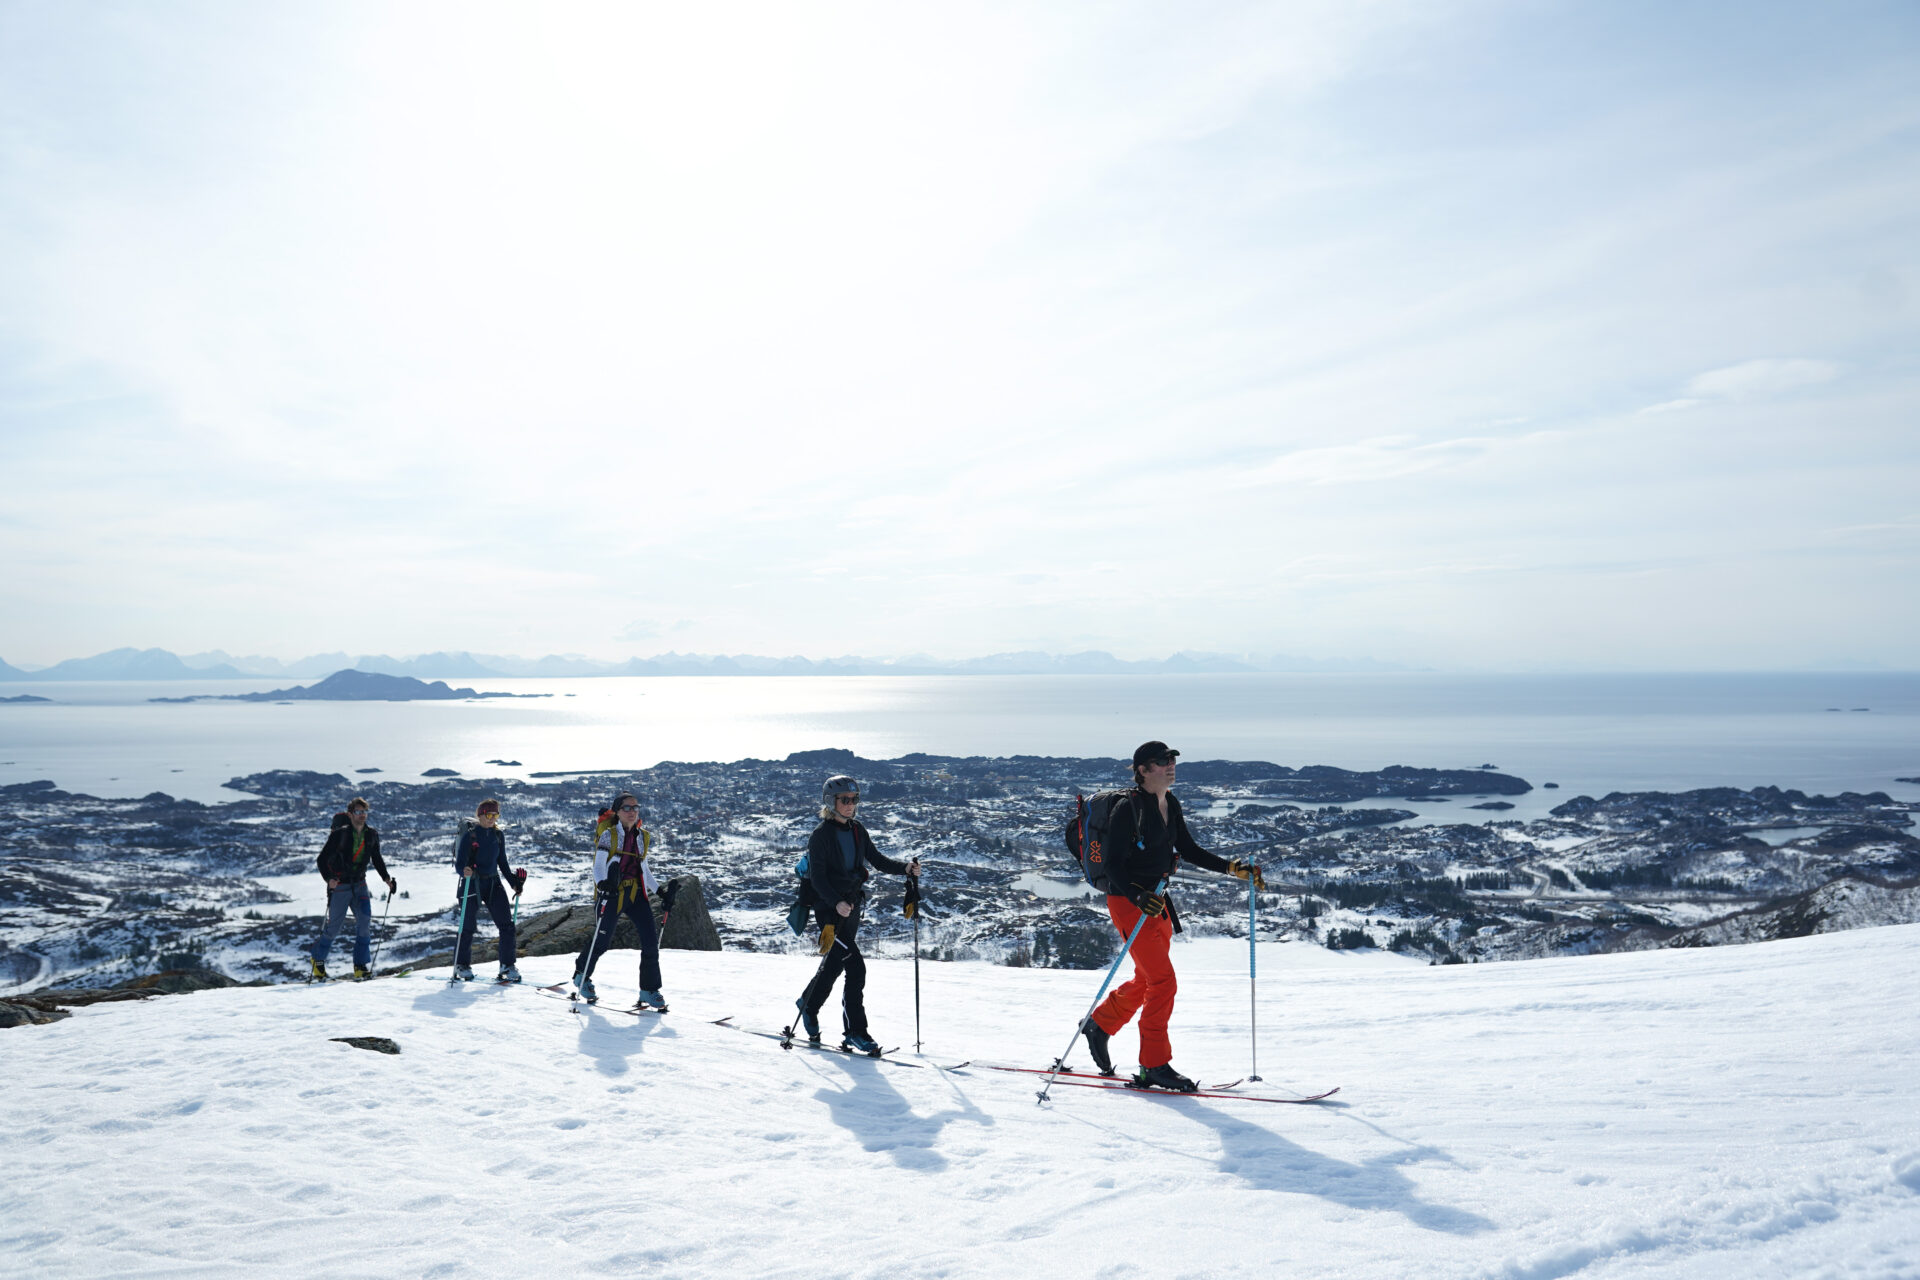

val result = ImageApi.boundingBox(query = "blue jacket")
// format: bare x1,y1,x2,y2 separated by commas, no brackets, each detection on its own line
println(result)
453,822,512,883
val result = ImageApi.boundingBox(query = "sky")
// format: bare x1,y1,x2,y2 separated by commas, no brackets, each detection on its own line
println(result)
1,0,1916,671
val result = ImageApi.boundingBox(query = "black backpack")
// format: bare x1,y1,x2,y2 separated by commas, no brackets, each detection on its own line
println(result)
1062,790,1140,894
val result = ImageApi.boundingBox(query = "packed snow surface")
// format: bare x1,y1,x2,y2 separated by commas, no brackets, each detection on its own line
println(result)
4,929,1919,1278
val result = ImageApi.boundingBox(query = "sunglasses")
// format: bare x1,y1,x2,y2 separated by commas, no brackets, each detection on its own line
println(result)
1143,756,1176,768
835,794,860,805
618,804,639,813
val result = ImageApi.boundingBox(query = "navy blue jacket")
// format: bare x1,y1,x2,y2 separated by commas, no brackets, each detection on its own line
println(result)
453,822,512,883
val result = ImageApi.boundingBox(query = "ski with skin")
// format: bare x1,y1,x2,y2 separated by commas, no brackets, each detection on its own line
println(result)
705,1015,927,1069
943,1059,1247,1091
305,966,413,985
940,1061,1338,1104
1047,1075,1337,1105
531,987,665,1016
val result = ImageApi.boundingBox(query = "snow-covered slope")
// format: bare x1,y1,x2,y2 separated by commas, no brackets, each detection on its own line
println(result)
4,929,1918,1278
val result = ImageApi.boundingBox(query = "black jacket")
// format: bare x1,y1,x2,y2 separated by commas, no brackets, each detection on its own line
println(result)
316,818,389,886
1107,789,1230,923
806,818,909,910
453,822,512,883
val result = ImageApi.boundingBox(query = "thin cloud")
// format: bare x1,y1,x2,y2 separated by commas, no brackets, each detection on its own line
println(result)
1235,435,1496,488
1643,358,1842,413
1685,358,1840,400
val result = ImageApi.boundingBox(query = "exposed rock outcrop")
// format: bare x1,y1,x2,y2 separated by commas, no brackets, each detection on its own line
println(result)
415,874,722,971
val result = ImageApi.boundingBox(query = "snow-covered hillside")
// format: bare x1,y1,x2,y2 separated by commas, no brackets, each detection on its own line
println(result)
4,928,1918,1278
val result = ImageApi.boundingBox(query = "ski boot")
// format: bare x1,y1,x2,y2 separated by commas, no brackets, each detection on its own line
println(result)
452,965,475,982
1080,1016,1116,1076
353,967,371,982
635,989,668,1012
1131,1063,1199,1093
843,1033,883,1058
308,957,328,982
794,998,821,1043
496,966,522,984
574,973,597,1003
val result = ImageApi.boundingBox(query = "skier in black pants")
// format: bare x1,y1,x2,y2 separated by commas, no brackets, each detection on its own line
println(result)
573,792,666,1010
453,798,524,983
795,774,919,1055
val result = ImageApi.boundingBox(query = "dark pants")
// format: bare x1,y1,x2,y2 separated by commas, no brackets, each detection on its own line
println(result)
310,884,373,969
454,876,516,969
574,883,663,992
801,907,868,1038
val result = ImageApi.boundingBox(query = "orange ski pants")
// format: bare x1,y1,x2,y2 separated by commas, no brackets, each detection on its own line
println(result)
1090,895,1177,1069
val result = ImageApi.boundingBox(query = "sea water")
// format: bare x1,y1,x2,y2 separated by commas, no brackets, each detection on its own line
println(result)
1,673,1917,822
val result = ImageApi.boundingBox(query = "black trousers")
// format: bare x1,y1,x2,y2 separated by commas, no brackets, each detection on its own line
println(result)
575,883,663,992
454,876,516,969
801,907,868,1038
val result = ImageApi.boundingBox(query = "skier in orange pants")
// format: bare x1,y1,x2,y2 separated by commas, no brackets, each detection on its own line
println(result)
1083,741,1266,1092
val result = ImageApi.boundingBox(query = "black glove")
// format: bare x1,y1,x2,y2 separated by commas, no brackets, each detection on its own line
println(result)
1228,859,1266,890
902,875,925,920
1136,891,1166,918
660,879,681,913
510,867,528,896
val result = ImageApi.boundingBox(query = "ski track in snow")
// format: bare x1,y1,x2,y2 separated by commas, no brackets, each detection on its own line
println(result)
3,930,1919,1278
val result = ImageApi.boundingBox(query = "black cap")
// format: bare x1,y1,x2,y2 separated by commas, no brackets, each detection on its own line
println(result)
1132,741,1180,767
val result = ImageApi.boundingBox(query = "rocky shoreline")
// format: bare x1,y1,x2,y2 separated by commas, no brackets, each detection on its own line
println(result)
3,750,1917,1003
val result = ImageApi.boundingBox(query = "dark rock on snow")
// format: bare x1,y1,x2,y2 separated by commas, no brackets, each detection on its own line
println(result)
332,1036,400,1054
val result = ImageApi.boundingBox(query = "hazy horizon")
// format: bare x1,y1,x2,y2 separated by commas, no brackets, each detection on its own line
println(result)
4,641,1917,678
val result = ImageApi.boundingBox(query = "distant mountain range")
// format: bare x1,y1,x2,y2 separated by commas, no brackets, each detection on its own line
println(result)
0,645,1415,681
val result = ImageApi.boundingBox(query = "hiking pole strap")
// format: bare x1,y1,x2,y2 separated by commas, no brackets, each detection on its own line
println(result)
1037,877,1168,1103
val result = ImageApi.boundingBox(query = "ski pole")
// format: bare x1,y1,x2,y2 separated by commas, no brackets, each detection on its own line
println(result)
1248,878,1261,1083
644,884,673,993
1037,877,1168,1105
368,887,395,973
913,904,922,1055
576,883,609,995
449,874,473,982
